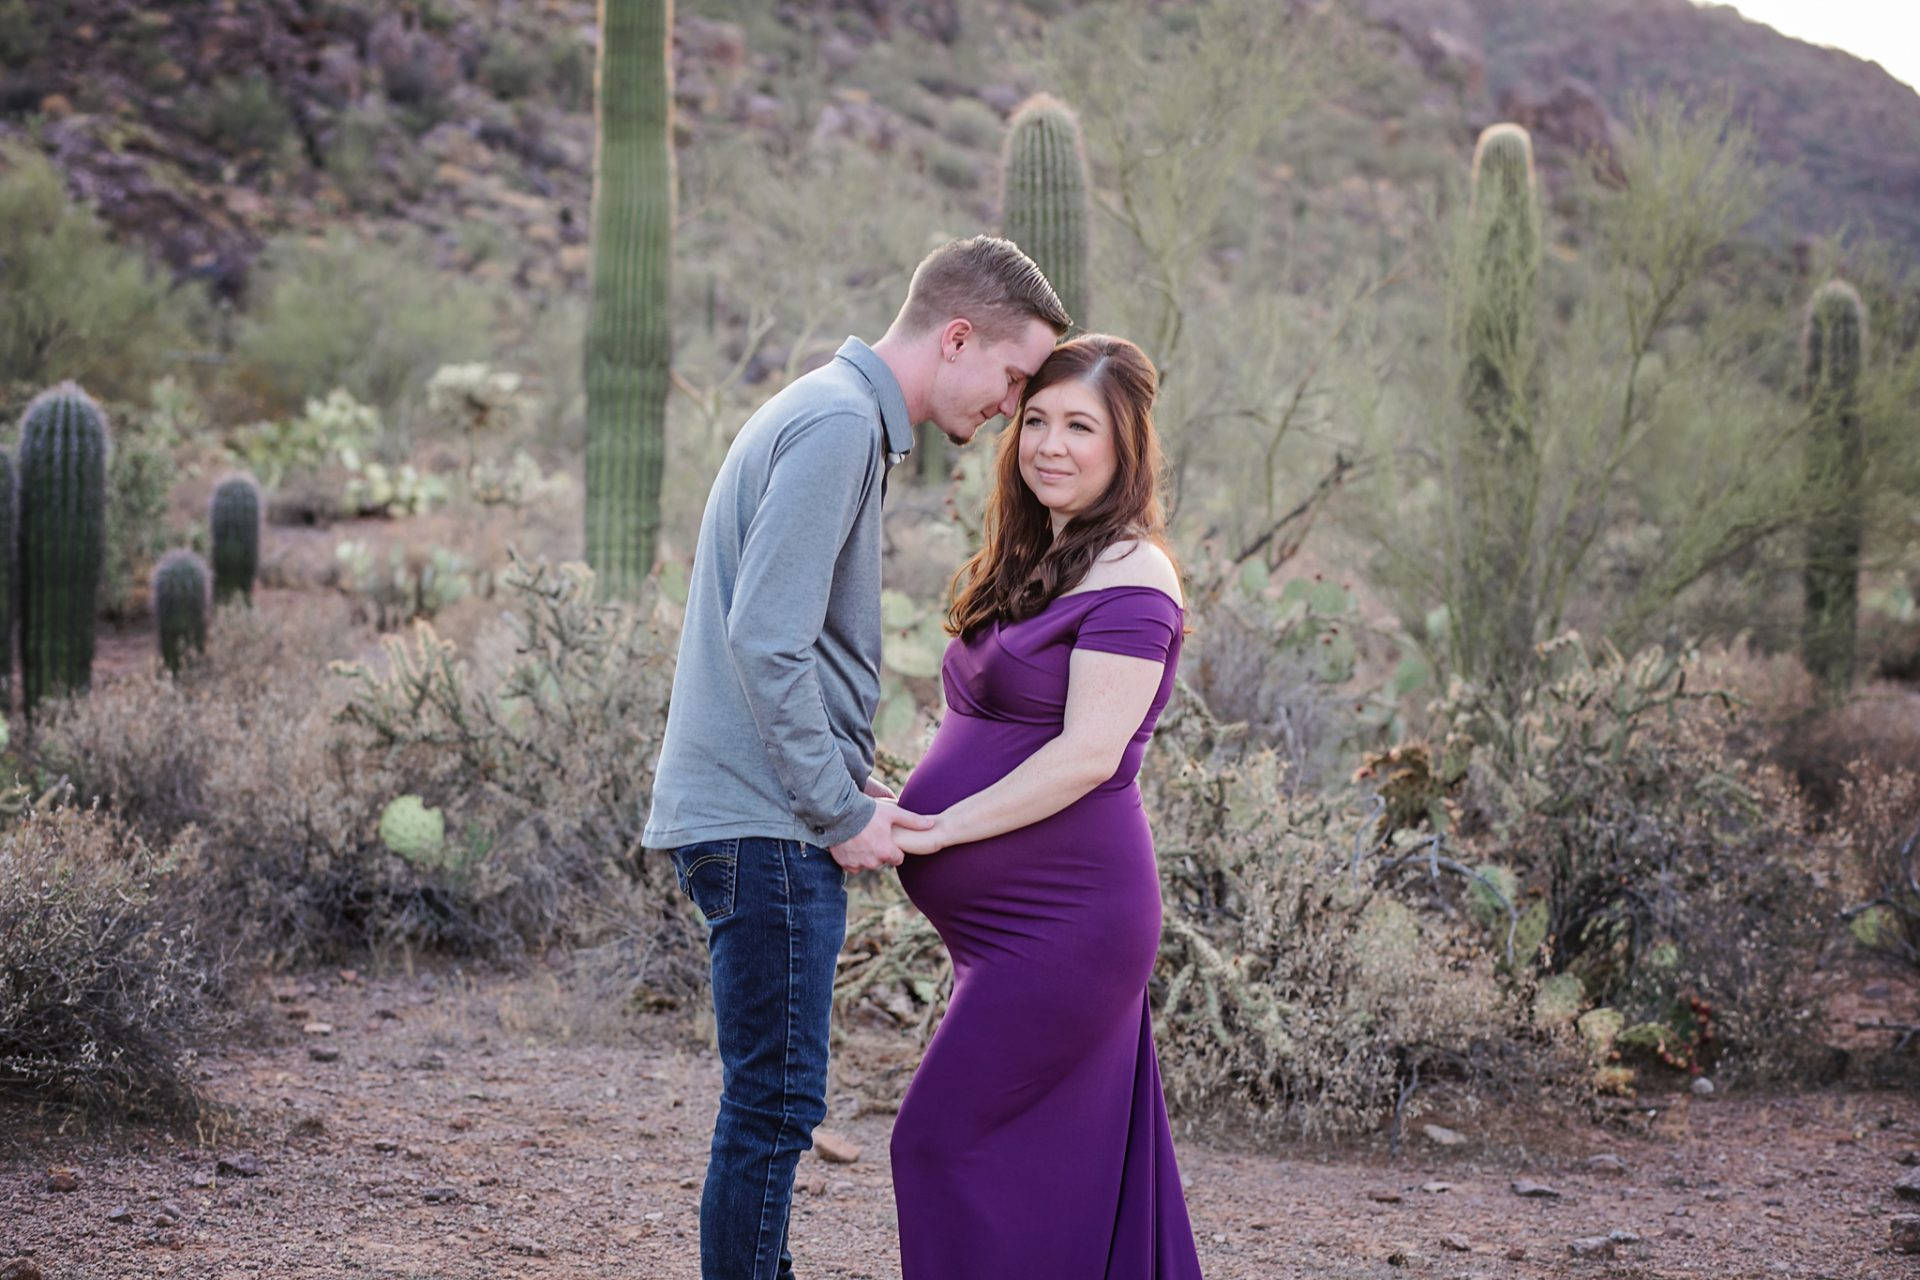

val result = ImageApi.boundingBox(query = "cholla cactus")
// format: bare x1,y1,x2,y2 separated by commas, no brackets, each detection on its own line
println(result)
151,549,210,676
17,381,110,713
379,795,447,866
209,474,262,605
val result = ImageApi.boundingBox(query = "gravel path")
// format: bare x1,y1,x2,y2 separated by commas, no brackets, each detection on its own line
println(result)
4,964,1917,1279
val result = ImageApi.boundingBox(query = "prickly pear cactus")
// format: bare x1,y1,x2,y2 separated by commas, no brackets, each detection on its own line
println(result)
379,795,447,866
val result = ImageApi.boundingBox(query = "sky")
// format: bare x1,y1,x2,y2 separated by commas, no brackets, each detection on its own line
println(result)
1719,0,1920,93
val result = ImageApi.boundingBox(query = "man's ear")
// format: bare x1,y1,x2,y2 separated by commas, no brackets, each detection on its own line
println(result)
941,317,975,362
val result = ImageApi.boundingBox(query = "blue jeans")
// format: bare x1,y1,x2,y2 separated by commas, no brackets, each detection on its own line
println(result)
670,836,847,1280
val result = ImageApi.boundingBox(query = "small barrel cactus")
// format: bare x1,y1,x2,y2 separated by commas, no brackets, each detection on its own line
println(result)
209,473,262,605
151,549,210,677
379,795,447,866
17,381,110,714
1000,92,1091,332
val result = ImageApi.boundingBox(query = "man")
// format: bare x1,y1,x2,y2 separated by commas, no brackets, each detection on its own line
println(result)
644,234,1070,1280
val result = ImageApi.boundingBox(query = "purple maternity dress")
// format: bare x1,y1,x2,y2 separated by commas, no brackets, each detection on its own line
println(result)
891,584,1204,1280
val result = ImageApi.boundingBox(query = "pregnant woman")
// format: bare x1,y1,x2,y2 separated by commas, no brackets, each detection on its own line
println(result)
890,334,1203,1279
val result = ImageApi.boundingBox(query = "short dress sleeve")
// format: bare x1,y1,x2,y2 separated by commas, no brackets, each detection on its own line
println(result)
1071,587,1183,663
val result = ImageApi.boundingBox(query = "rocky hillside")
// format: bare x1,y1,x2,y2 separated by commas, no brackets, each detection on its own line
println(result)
1,0,1915,313
1359,0,1920,252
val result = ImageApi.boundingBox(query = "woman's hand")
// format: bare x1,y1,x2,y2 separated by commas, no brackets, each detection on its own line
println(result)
894,814,949,856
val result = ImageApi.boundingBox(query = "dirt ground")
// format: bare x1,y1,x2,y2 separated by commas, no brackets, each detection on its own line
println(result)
3,963,1917,1280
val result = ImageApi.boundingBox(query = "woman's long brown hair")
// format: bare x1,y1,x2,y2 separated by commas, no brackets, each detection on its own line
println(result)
947,334,1177,636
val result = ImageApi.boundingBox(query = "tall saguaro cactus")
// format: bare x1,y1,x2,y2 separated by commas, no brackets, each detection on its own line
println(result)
152,549,210,677
583,0,674,598
0,451,16,704
17,382,110,713
210,473,262,605
1001,93,1090,332
1452,122,1543,685
1802,279,1868,690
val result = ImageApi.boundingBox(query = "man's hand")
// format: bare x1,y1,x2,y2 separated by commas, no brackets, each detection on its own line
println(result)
861,776,898,801
830,800,932,873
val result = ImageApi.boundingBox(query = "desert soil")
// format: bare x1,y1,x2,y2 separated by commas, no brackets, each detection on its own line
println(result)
3,962,1918,1280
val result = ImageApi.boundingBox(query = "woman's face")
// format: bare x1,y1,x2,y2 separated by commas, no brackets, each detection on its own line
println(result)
1017,377,1118,531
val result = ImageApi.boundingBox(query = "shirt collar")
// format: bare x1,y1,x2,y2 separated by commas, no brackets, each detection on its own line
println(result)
833,336,914,463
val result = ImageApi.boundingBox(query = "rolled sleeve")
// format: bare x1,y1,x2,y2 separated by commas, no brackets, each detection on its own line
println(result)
724,412,880,844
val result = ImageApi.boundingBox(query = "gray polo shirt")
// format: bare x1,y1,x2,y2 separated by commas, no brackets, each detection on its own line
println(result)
642,337,915,851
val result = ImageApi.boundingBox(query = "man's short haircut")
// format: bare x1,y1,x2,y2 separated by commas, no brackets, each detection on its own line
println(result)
895,235,1073,343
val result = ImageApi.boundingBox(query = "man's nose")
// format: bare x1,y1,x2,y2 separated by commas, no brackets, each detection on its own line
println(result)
998,387,1022,417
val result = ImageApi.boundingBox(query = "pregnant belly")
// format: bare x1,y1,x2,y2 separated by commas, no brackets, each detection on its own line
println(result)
895,712,1163,976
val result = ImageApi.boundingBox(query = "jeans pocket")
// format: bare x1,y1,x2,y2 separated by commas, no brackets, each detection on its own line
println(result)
669,838,739,924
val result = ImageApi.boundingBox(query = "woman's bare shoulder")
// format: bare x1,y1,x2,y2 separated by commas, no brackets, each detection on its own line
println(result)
1081,539,1183,605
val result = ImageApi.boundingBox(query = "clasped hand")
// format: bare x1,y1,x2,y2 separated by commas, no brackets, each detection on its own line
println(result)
828,779,950,872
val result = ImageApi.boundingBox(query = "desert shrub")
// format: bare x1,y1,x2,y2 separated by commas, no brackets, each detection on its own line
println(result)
188,75,296,162
328,555,703,992
333,539,470,629
230,229,501,423
1442,636,1838,1086
1831,765,1920,972
478,34,541,100
0,142,203,402
101,395,184,618
546,36,593,112
0,806,228,1121
1142,688,1569,1142
0,0,47,68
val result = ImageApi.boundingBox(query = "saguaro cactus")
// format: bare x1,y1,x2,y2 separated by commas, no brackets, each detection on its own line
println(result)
1802,279,1868,689
152,549,210,676
1452,122,1543,685
1000,92,1090,332
210,473,262,604
17,382,110,712
0,451,16,703
583,0,674,598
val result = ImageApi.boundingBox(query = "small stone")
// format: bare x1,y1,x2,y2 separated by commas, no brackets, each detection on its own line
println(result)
448,1115,473,1132
1386,1247,1408,1266
1690,1076,1715,1097
507,1239,549,1257
1897,1150,1920,1167
1439,1232,1471,1252
803,1177,826,1196
415,1053,447,1071
189,1171,213,1188
1890,1214,1920,1254
1896,1168,1920,1201
155,1200,187,1224
45,1167,79,1192
1569,1235,1616,1258
1511,1178,1561,1198
1586,1153,1629,1176
1703,1189,1730,1202
422,1187,459,1204
1607,1228,1642,1243
372,1139,399,1153
108,1206,133,1223
1420,1180,1453,1193
811,1128,861,1165
302,1022,333,1036
0,1259,44,1280
1504,1244,1527,1261
1368,1189,1404,1203
217,1153,264,1178
338,968,360,984
309,1046,341,1063
1422,1124,1466,1147
679,1177,698,1190
1209,1232,1226,1245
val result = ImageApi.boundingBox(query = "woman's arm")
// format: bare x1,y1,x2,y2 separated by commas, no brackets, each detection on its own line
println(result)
894,646,1165,854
